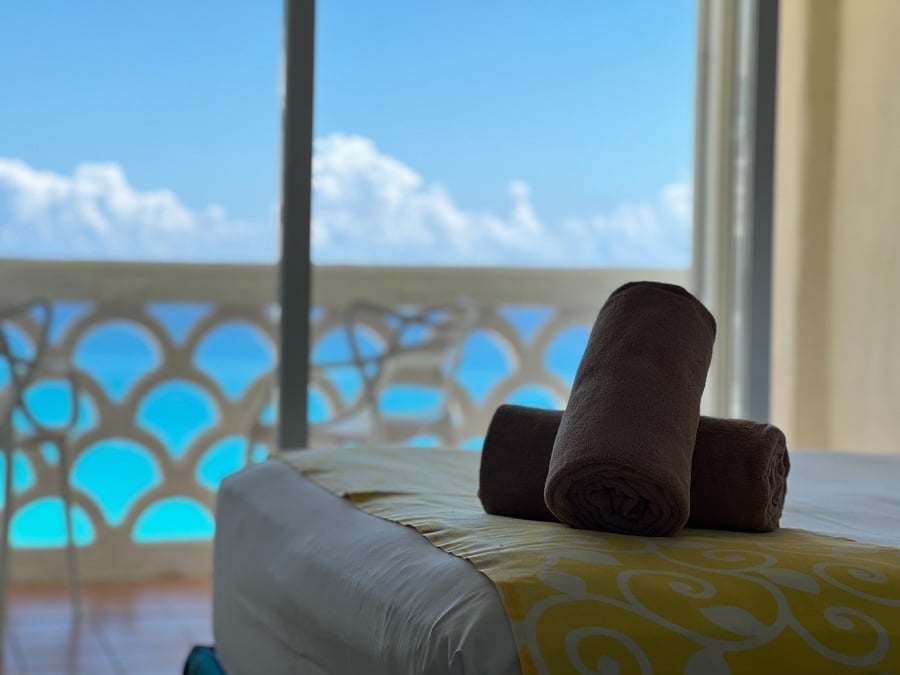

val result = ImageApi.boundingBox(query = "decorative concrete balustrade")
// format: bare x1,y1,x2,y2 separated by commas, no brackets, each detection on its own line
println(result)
0,261,685,579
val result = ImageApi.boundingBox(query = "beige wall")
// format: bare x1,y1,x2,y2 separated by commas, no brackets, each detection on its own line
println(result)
773,0,900,452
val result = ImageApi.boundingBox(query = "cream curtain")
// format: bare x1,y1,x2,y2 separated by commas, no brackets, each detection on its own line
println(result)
773,0,900,453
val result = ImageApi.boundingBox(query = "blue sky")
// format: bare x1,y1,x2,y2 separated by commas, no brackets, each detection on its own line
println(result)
317,1,696,220
0,0,696,266
0,1,282,223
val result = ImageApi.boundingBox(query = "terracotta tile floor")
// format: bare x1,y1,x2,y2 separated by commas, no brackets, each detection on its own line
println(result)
2,579,213,675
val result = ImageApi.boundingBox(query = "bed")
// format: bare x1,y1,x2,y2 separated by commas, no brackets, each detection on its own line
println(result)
211,448,900,674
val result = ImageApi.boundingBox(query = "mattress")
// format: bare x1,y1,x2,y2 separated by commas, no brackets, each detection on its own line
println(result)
213,450,900,675
213,457,520,675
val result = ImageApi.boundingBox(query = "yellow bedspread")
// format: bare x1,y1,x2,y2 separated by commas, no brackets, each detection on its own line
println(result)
283,447,900,674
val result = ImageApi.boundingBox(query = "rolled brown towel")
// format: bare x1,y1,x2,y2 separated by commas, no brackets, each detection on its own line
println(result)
688,416,790,531
479,406,561,522
544,281,716,536
479,405,790,532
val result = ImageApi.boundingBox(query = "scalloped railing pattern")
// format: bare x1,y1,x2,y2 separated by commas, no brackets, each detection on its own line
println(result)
0,262,684,578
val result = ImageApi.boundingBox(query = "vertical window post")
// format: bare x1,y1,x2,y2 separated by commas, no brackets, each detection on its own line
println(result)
747,0,778,423
693,0,778,422
279,0,315,448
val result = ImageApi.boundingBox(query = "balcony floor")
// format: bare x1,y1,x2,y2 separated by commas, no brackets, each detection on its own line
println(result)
3,579,212,675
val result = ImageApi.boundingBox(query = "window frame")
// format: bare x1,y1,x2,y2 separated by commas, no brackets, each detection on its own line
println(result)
280,0,781,442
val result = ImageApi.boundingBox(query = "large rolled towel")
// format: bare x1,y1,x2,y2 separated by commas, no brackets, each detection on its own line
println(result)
544,281,716,536
479,405,789,532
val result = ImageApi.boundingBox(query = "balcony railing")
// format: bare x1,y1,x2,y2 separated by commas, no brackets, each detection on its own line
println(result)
0,260,686,580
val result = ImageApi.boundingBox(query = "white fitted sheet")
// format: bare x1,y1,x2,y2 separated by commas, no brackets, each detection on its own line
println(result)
781,450,900,547
213,459,521,675
213,449,900,675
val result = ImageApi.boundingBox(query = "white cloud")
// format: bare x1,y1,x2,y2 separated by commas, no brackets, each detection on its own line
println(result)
0,158,272,262
311,133,691,267
662,179,692,225
0,135,692,267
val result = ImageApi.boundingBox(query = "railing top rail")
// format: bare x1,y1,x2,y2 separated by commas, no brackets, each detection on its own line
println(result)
321,265,688,306
0,258,688,305
0,259,278,304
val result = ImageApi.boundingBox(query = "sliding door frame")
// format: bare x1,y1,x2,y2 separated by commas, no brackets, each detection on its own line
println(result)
693,0,779,422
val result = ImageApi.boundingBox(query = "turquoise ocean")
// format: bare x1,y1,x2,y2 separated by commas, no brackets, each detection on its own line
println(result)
2,303,589,548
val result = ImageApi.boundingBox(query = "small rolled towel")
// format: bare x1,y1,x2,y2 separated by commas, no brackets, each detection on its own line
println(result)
479,406,563,522
544,281,716,536
479,405,790,532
